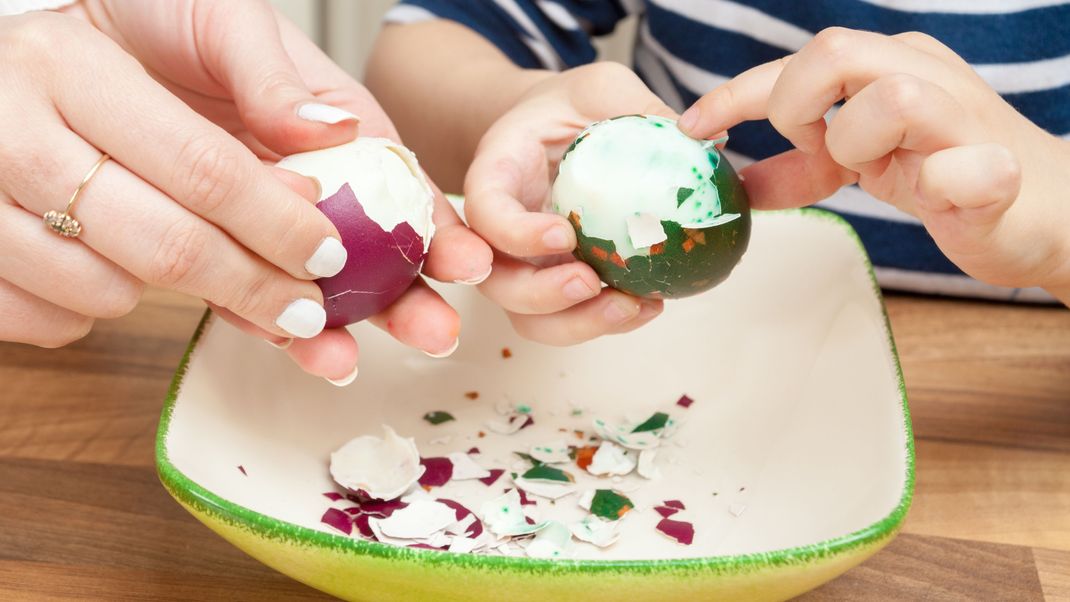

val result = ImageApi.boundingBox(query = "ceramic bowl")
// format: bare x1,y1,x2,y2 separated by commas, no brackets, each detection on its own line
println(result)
156,209,913,602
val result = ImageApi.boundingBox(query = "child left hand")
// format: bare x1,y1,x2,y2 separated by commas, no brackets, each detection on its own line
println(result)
679,27,1070,305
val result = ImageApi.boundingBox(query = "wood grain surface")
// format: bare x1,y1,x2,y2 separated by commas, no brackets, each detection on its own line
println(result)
1,288,1068,601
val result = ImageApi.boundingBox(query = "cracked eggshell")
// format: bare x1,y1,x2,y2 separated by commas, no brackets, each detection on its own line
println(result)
277,138,436,327
329,426,424,500
551,115,750,299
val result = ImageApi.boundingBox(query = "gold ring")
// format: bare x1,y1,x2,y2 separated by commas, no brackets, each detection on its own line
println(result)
43,153,109,238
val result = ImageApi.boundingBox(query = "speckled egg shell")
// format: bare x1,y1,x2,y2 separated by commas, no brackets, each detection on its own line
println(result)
552,115,750,299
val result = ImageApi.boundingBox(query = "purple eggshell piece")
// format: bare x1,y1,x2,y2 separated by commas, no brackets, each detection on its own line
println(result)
322,492,344,502
418,457,454,488
663,500,686,510
513,488,537,507
358,498,409,518
478,469,505,487
353,513,375,539
316,183,427,327
654,505,681,518
436,498,484,538
321,508,353,535
656,518,695,545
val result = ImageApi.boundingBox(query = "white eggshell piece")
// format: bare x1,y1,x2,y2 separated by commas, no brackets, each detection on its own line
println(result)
592,418,661,450
587,441,637,476
448,452,491,481
529,440,572,464
571,515,621,547
513,478,577,500
525,521,576,559
479,489,548,537
374,499,458,539
637,449,661,480
329,426,423,500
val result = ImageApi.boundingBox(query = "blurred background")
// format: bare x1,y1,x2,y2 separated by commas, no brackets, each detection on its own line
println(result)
269,0,636,78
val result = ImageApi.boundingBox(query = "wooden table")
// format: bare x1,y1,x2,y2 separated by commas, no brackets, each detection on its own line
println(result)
1,288,1068,601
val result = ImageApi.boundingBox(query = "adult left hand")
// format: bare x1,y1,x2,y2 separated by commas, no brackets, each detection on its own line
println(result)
76,0,492,381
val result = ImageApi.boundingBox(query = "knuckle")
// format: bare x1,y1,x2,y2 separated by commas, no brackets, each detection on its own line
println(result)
225,270,274,320
714,83,737,112
811,27,855,64
173,134,245,216
2,13,82,60
94,275,144,319
585,61,639,84
878,75,925,119
507,312,541,343
149,218,210,289
39,316,94,348
990,145,1022,192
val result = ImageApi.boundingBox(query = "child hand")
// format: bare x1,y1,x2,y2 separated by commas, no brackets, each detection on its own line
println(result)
464,63,670,344
679,28,1070,304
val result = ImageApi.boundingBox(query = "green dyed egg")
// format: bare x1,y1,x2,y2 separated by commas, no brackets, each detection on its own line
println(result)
551,114,750,299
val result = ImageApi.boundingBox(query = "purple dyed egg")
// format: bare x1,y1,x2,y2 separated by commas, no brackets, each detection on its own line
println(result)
277,138,436,327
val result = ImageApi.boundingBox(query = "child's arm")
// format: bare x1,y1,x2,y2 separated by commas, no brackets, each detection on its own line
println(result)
367,9,673,344
366,20,552,193
679,28,1070,306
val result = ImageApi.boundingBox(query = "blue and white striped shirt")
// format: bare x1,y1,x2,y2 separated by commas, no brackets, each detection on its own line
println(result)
386,0,1070,302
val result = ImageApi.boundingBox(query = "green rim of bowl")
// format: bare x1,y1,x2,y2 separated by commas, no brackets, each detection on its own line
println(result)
155,207,914,576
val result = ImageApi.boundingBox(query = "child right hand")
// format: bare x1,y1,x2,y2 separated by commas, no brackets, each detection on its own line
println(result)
679,29,1070,305
464,63,672,345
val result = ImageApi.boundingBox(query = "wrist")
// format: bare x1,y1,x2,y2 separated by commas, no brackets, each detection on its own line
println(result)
461,61,553,148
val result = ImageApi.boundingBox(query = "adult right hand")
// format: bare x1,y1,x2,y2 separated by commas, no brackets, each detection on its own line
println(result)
0,9,352,351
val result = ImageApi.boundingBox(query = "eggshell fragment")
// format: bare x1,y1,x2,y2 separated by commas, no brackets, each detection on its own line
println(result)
329,426,423,501
570,515,621,547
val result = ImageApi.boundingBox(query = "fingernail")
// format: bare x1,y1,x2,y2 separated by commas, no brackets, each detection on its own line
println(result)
297,103,360,125
454,265,493,286
275,299,327,339
308,176,322,201
266,338,293,350
326,364,359,387
306,237,348,278
604,297,640,324
563,277,596,301
542,225,573,251
678,107,700,134
423,337,459,359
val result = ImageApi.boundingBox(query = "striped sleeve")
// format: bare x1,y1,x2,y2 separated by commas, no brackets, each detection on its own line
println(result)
385,0,640,70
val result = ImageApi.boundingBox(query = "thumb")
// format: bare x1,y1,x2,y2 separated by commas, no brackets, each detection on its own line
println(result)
916,143,1021,229
196,0,358,155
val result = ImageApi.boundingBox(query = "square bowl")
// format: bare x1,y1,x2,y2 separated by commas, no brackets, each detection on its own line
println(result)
157,209,913,602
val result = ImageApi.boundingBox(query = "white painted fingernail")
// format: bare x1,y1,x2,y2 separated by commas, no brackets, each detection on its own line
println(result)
267,338,293,350
423,338,459,358
453,265,493,286
326,364,359,387
306,237,348,278
297,103,360,125
275,299,326,339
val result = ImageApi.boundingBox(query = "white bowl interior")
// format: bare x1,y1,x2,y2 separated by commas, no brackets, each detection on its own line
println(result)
164,210,909,561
